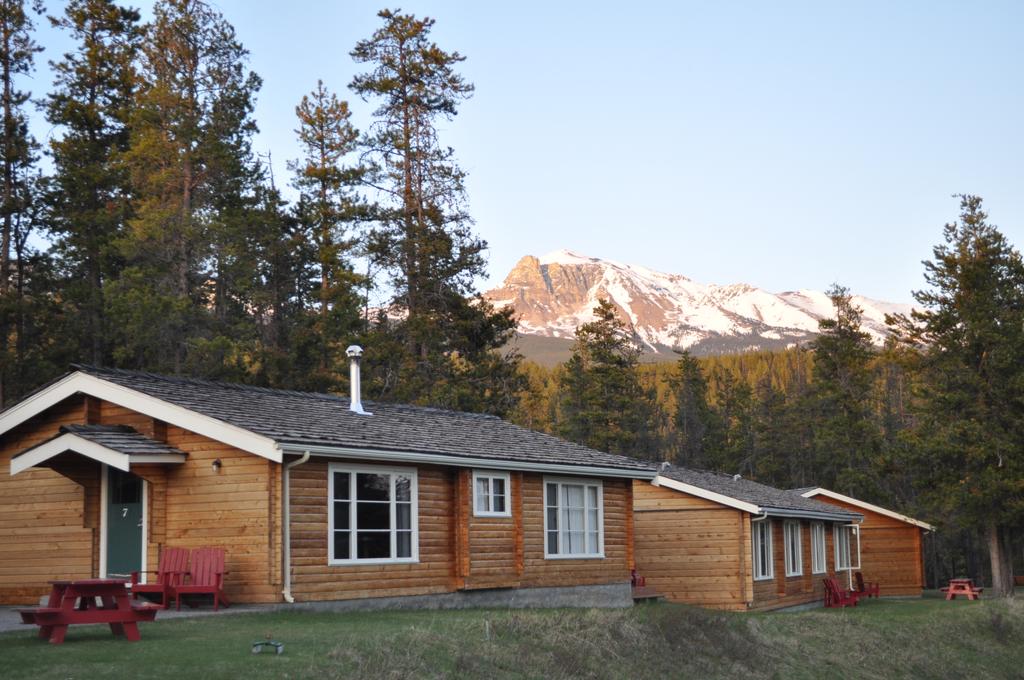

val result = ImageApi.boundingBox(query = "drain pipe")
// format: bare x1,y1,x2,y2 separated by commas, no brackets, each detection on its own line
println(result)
281,450,311,604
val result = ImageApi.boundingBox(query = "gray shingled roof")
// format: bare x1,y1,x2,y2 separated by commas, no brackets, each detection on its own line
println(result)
60,424,188,456
659,464,861,520
68,365,657,475
12,424,187,461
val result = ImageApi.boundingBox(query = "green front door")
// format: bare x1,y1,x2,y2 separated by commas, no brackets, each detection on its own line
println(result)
106,467,143,578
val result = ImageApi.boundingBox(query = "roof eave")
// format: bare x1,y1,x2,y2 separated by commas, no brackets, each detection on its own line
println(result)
277,443,658,479
800,488,935,531
760,506,863,522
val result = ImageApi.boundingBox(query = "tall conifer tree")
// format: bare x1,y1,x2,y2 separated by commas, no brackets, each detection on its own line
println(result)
350,9,520,413
45,0,141,367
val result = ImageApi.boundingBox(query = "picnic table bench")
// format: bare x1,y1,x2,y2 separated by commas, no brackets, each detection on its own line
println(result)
941,578,983,601
17,579,160,644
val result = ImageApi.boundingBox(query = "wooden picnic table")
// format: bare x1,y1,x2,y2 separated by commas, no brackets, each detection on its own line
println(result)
942,578,983,601
18,579,159,644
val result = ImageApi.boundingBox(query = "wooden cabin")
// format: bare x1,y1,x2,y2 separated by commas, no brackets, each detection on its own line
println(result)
0,358,656,607
796,488,933,597
633,466,862,611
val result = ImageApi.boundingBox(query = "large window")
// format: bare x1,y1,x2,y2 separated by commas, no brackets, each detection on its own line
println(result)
810,522,826,574
752,519,774,580
328,464,418,565
784,520,803,577
544,478,603,558
473,471,510,517
834,524,852,570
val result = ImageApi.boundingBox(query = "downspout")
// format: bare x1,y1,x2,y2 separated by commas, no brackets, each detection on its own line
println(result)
281,450,311,604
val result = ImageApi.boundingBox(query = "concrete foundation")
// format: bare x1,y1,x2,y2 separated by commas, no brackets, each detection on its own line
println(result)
287,582,634,613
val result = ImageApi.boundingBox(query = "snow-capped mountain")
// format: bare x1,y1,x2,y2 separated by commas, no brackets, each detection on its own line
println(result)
484,250,912,358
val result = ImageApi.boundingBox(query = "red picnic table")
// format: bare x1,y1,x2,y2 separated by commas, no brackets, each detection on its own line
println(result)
18,579,160,644
942,578,983,601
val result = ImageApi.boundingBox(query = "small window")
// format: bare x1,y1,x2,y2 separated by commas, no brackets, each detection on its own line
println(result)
810,522,826,574
544,478,603,558
472,471,511,517
328,463,418,565
784,520,803,577
834,524,852,570
752,519,774,580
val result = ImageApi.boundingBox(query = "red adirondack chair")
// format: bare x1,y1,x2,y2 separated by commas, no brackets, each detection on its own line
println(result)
130,546,189,608
175,547,230,611
823,577,859,608
854,572,880,598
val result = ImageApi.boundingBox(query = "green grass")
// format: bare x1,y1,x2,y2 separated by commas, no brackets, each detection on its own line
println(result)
1,594,1022,679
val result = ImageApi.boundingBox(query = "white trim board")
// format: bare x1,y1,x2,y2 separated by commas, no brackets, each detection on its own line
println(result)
0,372,282,463
9,432,186,475
800,488,935,531
280,443,657,480
651,475,761,514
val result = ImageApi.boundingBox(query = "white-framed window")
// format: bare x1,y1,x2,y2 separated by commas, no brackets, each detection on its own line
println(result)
752,519,774,580
328,463,418,565
472,470,510,517
834,524,852,570
810,522,826,574
784,520,803,577
543,477,604,559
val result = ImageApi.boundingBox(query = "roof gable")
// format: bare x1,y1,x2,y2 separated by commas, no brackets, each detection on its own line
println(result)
799,488,935,530
1,367,657,477
10,425,186,475
654,465,862,521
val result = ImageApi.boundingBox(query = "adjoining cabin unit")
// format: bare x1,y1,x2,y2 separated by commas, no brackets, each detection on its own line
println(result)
0,355,656,608
633,466,863,611
796,488,934,597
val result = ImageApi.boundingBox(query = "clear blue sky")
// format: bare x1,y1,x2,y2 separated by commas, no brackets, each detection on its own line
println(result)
30,0,1024,303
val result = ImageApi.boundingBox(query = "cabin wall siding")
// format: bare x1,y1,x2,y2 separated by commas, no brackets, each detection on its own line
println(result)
0,397,92,604
809,496,925,596
289,461,631,602
632,481,749,611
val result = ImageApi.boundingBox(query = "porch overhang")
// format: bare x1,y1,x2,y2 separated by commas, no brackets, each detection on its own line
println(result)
11,432,186,475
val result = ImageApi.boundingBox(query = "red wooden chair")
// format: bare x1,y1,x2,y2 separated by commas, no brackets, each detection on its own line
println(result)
854,572,880,598
175,547,230,611
823,577,859,608
131,546,189,608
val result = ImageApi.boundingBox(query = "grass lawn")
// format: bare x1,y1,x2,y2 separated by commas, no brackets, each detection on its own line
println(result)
1,593,1021,679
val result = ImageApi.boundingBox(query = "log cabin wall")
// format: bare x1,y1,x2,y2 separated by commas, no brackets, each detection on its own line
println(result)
0,397,92,604
631,481,751,611
748,519,835,611
288,459,632,602
808,495,925,596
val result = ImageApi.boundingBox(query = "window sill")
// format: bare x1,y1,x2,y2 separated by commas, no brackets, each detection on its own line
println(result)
328,558,420,567
473,511,512,519
543,553,605,560
753,575,774,581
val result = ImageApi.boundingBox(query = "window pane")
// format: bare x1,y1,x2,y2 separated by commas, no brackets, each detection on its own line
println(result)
356,531,391,559
587,509,598,533
333,472,350,500
396,531,412,558
587,485,598,509
547,530,558,555
476,478,490,513
395,476,411,502
333,531,350,560
492,478,505,498
564,485,584,508
587,530,598,554
356,502,390,530
545,483,557,506
546,507,557,532
396,503,411,531
356,473,390,501
333,501,350,530
567,530,584,554
493,494,506,513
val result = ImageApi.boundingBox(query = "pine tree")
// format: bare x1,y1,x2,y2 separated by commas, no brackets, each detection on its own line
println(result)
45,0,141,367
350,9,520,413
288,80,366,390
666,351,720,467
808,284,880,496
113,0,260,372
890,195,1024,598
557,299,656,456
0,0,42,404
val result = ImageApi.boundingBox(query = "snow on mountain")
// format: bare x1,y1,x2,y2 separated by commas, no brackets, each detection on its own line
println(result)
484,249,912,356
